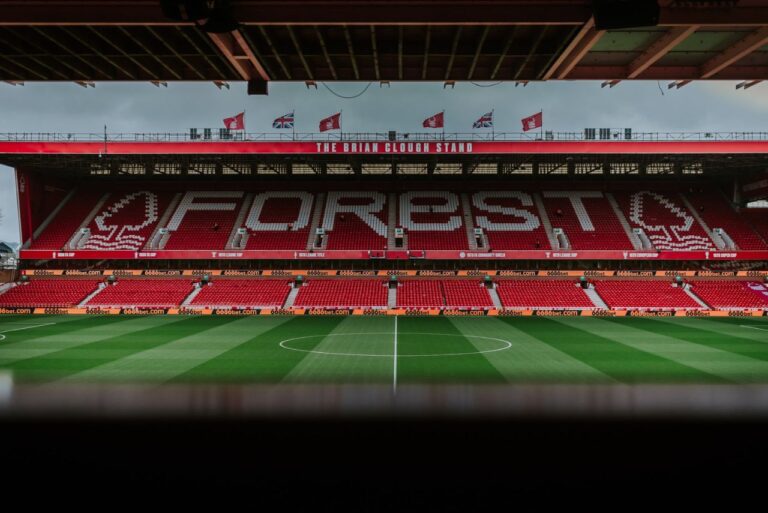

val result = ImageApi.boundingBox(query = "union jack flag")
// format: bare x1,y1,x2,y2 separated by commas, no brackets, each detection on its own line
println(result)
273,112,295,129
473,111,494,129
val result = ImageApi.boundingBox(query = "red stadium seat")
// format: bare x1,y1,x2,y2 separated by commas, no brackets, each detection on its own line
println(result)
594,280,701,310
29,189,104,250
691,281,768,309
85,279,194,308
293,280,387,308
496,280,594,309
0,279,100,308
684,191,767,250
192,280,292,308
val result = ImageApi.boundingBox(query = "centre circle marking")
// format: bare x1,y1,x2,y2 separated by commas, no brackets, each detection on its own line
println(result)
278,332,512,357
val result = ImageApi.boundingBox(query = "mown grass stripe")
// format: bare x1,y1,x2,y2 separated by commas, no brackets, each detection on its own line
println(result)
0,315,175,365
61,316,293,383
396,317,506,384
449,317,616,384
174,316,347,383
650,317,768,345
554,317,768,384
605,317,768,363
510,317,723,384
283,316,397,384
4,315,236,383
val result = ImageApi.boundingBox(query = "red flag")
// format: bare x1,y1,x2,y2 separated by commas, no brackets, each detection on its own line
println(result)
223,112,245,130
521,111,542,132
422,111,444,129
319,112,341,132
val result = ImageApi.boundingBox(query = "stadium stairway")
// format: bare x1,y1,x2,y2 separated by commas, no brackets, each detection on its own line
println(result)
77,282,106,307
145,192,181,250
681,284,711,309
181,284,203,306
227,193,255,249
284,284,301,308
307,192,326,250
605,193,643,249
680,193,727,249
532,193,559,249
583,284,609,309
25,187,78,249
487,283,503,310
66,192,110,249
388,285,397,309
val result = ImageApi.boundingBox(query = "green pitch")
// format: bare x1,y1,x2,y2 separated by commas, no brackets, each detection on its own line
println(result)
0,314,767,385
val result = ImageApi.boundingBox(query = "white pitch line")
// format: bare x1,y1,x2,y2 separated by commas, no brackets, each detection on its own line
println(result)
0,322,56,342
740,325,768,333
393,316,398,396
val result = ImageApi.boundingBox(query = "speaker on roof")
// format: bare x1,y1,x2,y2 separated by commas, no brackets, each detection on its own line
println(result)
160,0,239,33
592,0,660,30
247,80,268,95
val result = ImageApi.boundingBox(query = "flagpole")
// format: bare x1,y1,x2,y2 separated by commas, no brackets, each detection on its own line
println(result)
292,109,296,141
340,109,343,141
491,109,495,141
540,108,543,141
442,110,445,141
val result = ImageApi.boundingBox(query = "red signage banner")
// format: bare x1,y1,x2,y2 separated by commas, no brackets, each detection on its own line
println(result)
2,140,768,156
18,249,768,261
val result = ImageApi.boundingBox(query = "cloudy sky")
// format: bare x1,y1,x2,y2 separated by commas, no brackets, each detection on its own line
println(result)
0,79,766,243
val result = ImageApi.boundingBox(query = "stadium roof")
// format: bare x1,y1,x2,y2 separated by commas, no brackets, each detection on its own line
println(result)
1,131,767,175
1,1,768,89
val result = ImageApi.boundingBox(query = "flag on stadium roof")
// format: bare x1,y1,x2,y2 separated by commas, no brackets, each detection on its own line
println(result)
273,112,295,129
521,111,543,132
473,111,494,129
223,112,245,130
319,112,341,132
423,111,444,129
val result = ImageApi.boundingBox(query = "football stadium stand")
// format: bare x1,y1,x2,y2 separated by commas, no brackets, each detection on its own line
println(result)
192,280,292,308
441,280,494,309
690,281,768,310
0,279,99,308
614,190,716,251
293,279,388,309
495,280,595,310
20,186,768,255
593,280,702,310
85,279,194,308
396,280,445,308
684,191,768,250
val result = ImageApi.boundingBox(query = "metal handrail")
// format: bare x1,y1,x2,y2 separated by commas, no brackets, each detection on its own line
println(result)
1,131,767,143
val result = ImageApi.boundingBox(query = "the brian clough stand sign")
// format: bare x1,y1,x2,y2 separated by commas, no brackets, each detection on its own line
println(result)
315,142,474,154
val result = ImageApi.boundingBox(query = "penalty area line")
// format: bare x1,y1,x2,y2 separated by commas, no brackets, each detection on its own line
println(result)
740,325,768,332
0,322,57,341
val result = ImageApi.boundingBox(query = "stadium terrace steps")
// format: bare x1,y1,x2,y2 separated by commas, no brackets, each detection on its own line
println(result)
29,189,105,250
613,191,717,251
495,280,595,310
77,283,106,307
227,193,255,249
583,284,609,309
28,187,78,247
679,193,725,249
605,193,643,250
0,279,100,308
307,192,326,250
387,285,397,309
181,284,203,306
84,279,195,308
191,280,292,309
487,284,503,310
23,187,765,253
293,279,388,309
681,284,711,309
284,285,301,309
684,191,768,250
67,192,110,249
146,192,182,250
691,281,768,309
593,280,702,310
532,193,559,250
